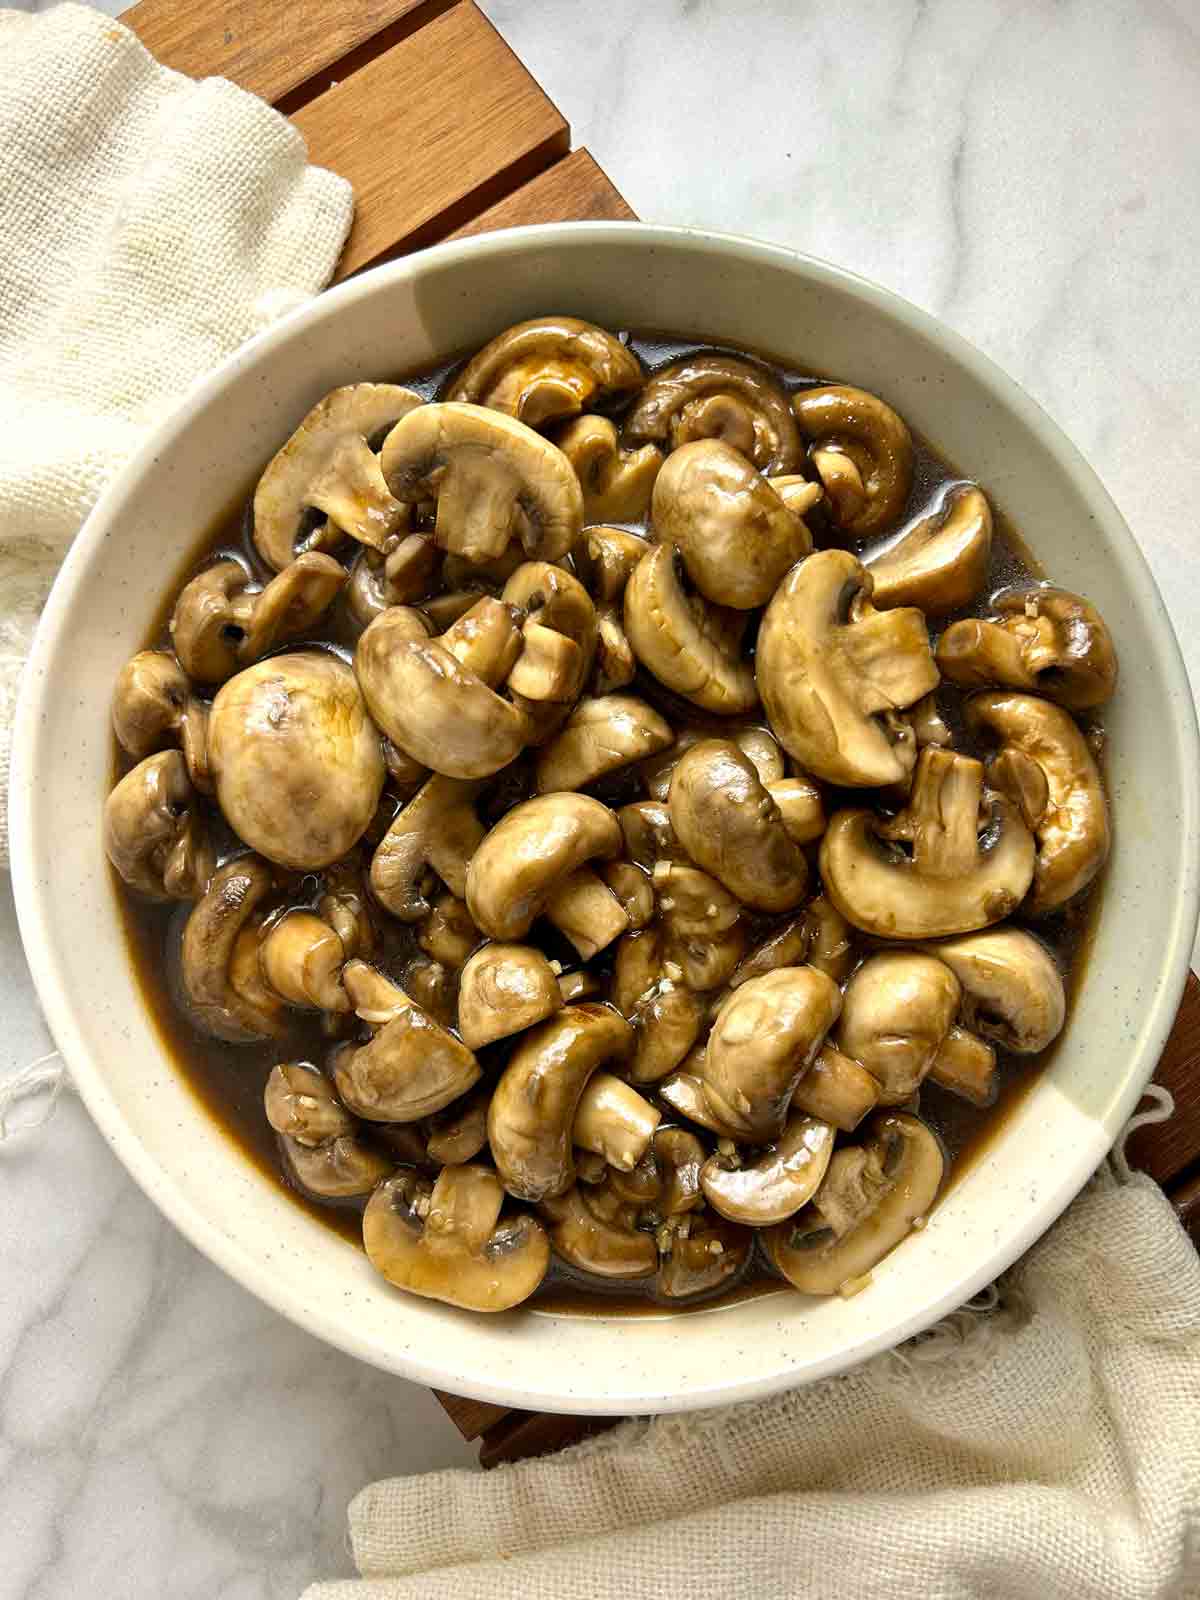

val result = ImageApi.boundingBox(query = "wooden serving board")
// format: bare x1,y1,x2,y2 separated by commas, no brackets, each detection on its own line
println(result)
122,0,1200,1469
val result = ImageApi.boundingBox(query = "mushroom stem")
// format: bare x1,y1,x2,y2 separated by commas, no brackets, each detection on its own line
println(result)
306,436,407,550
439,596,523,685
573,1072,661,1171
928,1025,997,1106
342,959,412,1025
883,747,985,878
839,604,942,711
543,868,631,960
791,1046,880,1133
936,618,1035,691
259,911,349,1012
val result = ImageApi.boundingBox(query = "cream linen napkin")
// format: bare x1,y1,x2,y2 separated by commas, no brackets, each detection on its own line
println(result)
0,2,353,866
306,1166,1200,1600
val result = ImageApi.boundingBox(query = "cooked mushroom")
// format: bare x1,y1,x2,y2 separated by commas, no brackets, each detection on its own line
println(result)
111,650,210,790
668,738,808,912
208,651,385,870
658,1059,744,1141
905,691,953,750
936,586,1118,710
446,316,643,427
465,793,630,960
556,414,662,522
624,353,801,473
574,526,649,695
624,543,758,715
171,554,346,685
334,959,481,1121
926,1026,998,1106
651,861,747,990
919,926,1066,1054
364,1163,550,1312
425,1084,491,1166
866,484,992,615
501,561,597,710
535,694,673,792
539,1184,657,1278
355,597,527,779
457,942,563,1049
965,691,1111,915
346,534,441,628
756,549,938,787
259,910,349,1012
766,1111,944,1295
264,1062,355,1145
282,1132,392,1198
698,967,842,1142
715,893,853,1013
837,951,961,1103
601,861,655,929
254,383,424,571
369,775,485,922
766,775,827,846
792,384,913,538
104,750,213,900
180,854,287,1041
631,1126,707,1218
417,890,480,969
399,953,458,1030
657,1215,752,1299
642,721,786,801
379,402,583,566
618,799,685,870
488,1003,633,1201
558,968,604,1005
317,856,376,963
573,1072,661,1171
651,439,812,609
701,1114,835,1226
820,746,1036,939
612,927,708,1084
790,1046,880,1133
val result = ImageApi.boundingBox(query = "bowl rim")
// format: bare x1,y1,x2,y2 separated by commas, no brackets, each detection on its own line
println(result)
12,222,1200,1413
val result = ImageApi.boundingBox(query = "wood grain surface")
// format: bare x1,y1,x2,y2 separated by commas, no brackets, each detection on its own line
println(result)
448,149,637,240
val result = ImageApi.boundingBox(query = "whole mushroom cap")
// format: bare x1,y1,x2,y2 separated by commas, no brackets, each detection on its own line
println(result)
208,650,385,870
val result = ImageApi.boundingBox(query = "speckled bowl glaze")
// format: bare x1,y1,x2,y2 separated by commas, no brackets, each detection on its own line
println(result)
12,226,1200,1414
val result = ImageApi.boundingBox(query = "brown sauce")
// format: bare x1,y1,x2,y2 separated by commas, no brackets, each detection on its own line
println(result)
113,329,1104,1314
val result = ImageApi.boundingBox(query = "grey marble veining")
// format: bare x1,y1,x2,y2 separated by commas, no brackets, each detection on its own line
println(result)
3,0,1200,1595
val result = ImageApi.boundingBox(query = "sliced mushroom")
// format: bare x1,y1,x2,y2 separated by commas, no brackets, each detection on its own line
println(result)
180,854,288,1041
714,893,853,1015
633,1126,707,1218
535,694,673,792
282,1132,392,1199
867,484,992,615
792,384,913,538
651,860,747,990
767,775,827,846
171,554,346,686
208,651,385,870
837,951,961,1103
650,439,812,610
380,402,583,566
457,942,563,1049
624,353,801,473
756,549,938,786
791,1046,880,1133
318,857,377,963
699,967,842,1142
656,1215,752,1299
254,383,424,571
446,317,643,427
399,953,458,1030
658,1058,743,1140
558,968,604,1005
573,1072,661,1171
488,1003,633,1201
355,598,527,779
556,414,662,522
624,543,758,715
919,927,1066,1054
820,746,1036,939
335,960,481,1122
417,891,480,969
264,1062,355,1145
927,1026,998,1106
601,861,655,929
766,1111,943,1295
369,775,485,922
539,1184,657,1279
701,1114,835,1226
612,927,708,1084
111,650,210,790
259,910,349,1012
346,534,442,628
618,799,685,870
104,750,214,901
641,721,785,801
574,526,649,695
668,739,808,912
965,691,1110,915
425,1084,491,1166
936,586,1118,710
364,1164,550,1312
501,561,597,709
465,793,630,960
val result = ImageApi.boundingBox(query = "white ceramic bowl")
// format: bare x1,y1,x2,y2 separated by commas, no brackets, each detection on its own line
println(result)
12,225,1200,1414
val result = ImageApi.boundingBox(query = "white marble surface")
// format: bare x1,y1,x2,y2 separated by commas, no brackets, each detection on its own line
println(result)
3,0,1200,1595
